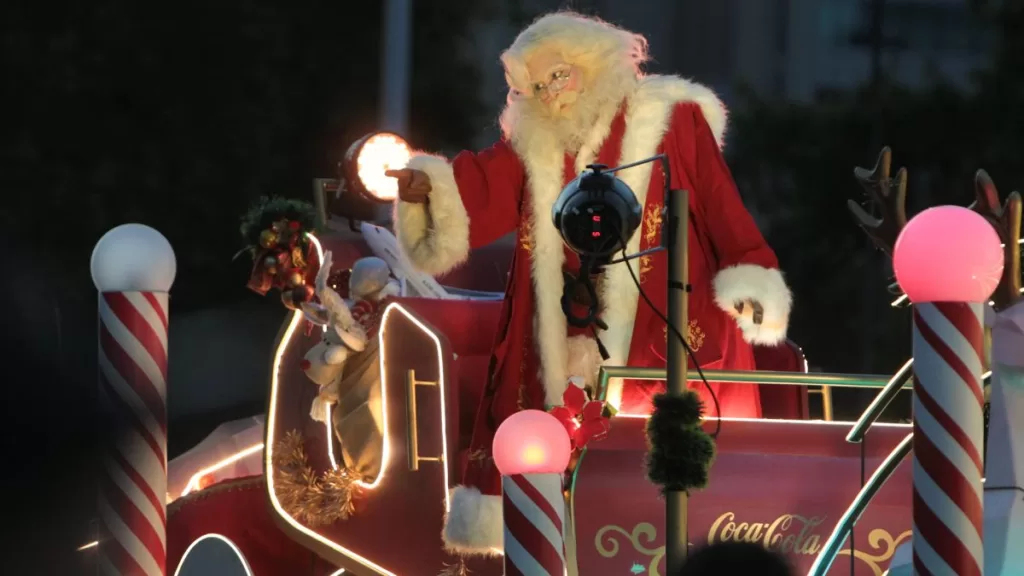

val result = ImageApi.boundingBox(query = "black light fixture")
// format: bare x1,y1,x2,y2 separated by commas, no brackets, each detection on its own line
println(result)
552,164,643,259
551,163,644,335
324,132,412,230
341,131,412,203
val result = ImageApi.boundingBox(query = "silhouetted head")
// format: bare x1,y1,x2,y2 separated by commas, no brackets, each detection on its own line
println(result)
678,542,794,576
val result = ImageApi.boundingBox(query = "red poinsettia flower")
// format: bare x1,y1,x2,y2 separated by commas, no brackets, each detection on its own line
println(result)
549,380,611,450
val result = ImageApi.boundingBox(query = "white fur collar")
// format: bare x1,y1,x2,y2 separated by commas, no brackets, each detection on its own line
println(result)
505,75,728,406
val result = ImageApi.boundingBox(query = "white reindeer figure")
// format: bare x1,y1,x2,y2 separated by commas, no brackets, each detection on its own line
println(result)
300,251,368,423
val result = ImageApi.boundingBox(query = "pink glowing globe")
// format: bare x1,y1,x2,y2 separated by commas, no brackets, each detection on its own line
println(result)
492,410,572,475
893,205,1004,303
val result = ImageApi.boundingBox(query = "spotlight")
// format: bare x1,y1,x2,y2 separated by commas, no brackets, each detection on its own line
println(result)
552,164,642,259
551,164,644,337
341,132,412,203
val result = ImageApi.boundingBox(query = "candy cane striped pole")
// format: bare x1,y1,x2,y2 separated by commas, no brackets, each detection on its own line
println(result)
911,301,985,576
502,473,565,576
92,224,176,576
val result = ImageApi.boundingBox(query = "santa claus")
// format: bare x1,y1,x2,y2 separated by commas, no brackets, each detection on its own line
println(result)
387,12,792,555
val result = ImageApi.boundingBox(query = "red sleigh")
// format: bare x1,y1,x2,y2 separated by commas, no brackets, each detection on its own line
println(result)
165,234,913,576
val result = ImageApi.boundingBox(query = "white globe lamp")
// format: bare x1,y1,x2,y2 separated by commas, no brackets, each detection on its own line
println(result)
91,223,177,292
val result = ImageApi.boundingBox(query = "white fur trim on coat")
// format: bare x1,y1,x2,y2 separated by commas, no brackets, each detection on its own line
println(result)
631,75,728,148
713,264,792,345
393,154,471,276
443,486,503,556
508,75,731,404
563,335,602,401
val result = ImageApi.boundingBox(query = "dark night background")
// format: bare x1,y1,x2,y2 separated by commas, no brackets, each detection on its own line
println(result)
1,0,1022,573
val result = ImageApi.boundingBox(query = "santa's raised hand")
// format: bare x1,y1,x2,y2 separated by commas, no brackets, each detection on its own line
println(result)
386,168,432,204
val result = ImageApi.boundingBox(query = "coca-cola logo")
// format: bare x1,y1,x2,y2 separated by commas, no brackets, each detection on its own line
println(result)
707,512,826,556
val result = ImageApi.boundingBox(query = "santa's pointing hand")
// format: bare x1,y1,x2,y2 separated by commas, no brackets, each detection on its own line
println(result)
386,168,432,204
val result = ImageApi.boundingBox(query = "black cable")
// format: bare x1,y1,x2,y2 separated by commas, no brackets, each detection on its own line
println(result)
561,261,609,333
561,261,612,360
621,245,722,438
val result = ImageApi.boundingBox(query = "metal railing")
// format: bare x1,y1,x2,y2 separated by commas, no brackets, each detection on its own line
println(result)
846,359,914,443
598,366,895,391
807,433,914,576
811,368,991,575
596,367,897,422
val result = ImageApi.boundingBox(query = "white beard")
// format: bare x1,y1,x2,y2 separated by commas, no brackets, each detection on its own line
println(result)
501,69,638,154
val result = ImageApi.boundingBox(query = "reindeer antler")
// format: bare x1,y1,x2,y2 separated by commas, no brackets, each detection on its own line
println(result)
970,170,1022,310
313,251,358,329
848,147,909,257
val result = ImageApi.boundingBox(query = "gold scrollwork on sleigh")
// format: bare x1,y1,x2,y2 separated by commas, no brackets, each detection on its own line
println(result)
595,518,910,576
835,529,911,576
595,523,669,576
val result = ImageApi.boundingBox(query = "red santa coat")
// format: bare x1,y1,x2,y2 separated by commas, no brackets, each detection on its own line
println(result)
394,76,792,555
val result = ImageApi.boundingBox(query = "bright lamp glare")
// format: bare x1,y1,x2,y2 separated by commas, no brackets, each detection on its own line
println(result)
357,134,411,201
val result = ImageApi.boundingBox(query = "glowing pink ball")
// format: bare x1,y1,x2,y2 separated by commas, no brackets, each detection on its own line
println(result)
893,205,1004,303
492,410,572,475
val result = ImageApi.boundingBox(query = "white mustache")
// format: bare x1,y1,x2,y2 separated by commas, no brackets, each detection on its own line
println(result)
547,90,579,115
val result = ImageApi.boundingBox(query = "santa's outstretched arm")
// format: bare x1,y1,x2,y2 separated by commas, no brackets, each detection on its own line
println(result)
686,104,793,345
393,141,525,276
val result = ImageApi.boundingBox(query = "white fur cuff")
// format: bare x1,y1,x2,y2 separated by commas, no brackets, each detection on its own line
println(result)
713,264,792,345
443,486,503,556
393,154,471,276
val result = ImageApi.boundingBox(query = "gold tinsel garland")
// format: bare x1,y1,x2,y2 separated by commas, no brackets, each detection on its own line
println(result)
437,559,471,576
272,430,359,527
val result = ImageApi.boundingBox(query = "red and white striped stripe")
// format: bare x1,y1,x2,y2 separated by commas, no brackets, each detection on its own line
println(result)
98,291,169,576
502,473,565,576
911,301,985,576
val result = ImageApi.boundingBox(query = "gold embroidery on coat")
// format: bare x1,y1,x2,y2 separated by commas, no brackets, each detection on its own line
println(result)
664,320,705,352
643,203,663,246
639,255,654,284
519,217,534,253
639,203,663,284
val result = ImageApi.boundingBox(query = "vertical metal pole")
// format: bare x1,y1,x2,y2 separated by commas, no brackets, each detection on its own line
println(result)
665,188,690,574
380,0,412,134
378,0,412,224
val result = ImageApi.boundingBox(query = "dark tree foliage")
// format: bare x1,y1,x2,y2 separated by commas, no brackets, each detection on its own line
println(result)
1,0,492,314
971,0,1024,181
726,0,1024,387
0,1,492,570
728,82,978,376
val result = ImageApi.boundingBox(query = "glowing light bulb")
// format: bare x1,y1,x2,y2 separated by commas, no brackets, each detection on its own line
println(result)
492,410,572,475
893,205,1004,303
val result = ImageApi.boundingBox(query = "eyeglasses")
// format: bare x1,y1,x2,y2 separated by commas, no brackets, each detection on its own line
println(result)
532,67,572,99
